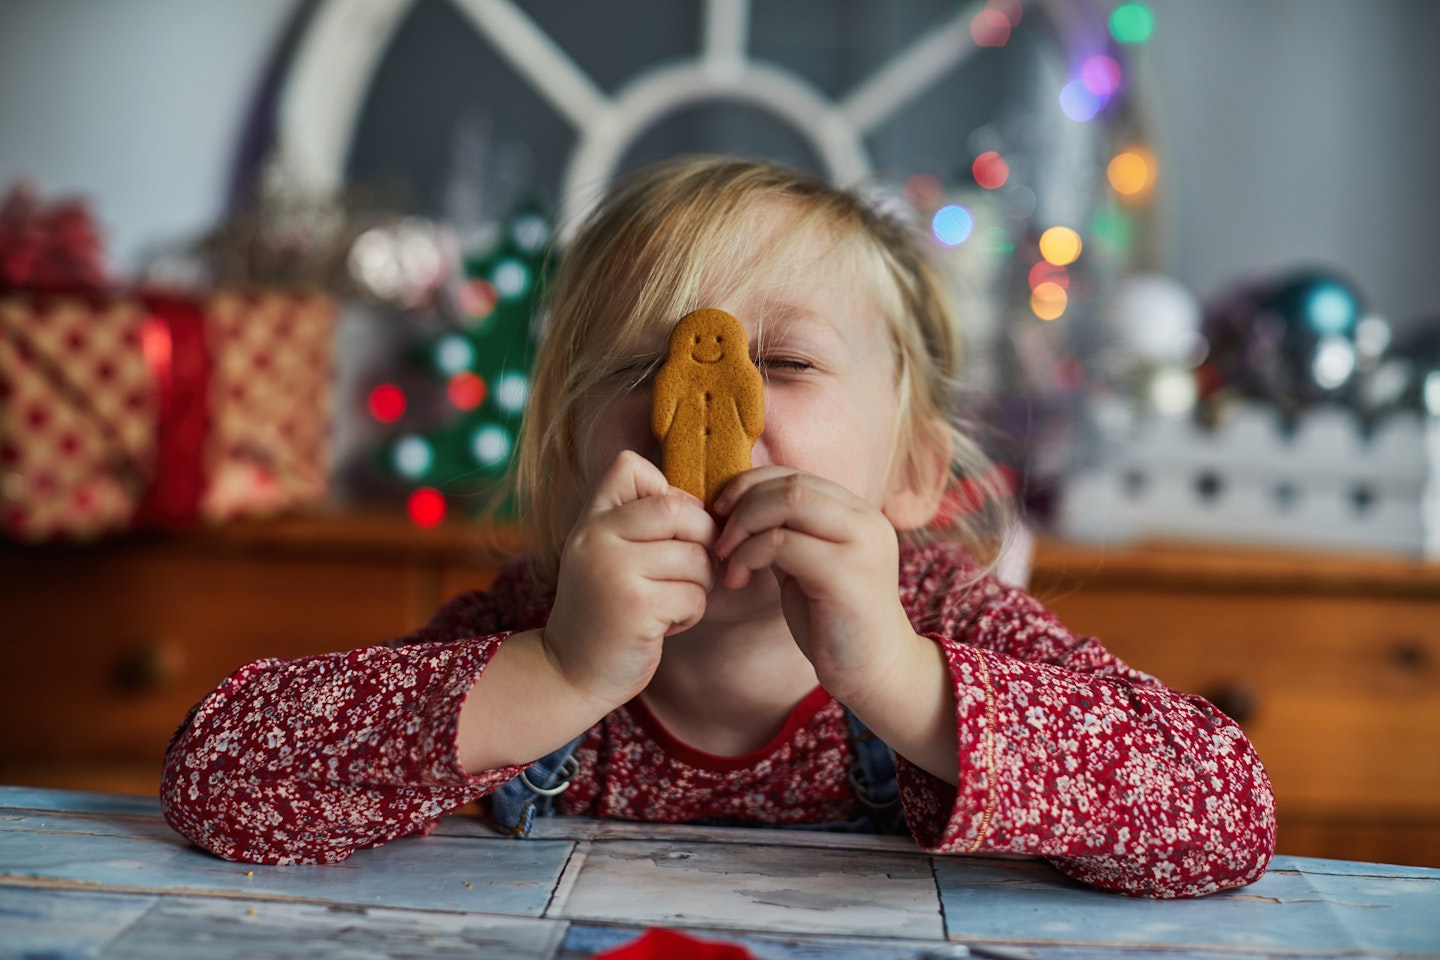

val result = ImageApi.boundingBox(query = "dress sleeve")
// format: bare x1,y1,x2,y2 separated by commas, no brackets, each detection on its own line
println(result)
895,546,1277,899
160,579,540,865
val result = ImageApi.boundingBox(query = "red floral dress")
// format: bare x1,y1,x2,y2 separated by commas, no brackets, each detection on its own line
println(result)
161,540,1275,898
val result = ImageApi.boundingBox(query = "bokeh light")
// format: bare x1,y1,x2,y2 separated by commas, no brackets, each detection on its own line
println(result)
932,204,975,246
510,212,550,253
491,258,530,300
447,371,487,410
407,487,446,528
367,383,406,424
1304,282,1360,336
1108,147,1156,198
1109,2,1155,44
903,172,943,212
972,151,1010,190
971,8,1011,46
471,423,513,467
1029,261,1070,291
1059,79,1105,122
1312,336,1357,390
459,278,498,320
1080,54,1123,97
1090,206,1133,252
435,334,475,375
492,371,530,413
986,0,1022,27
1039,226,1083,266
1031,282,1068,321
392,435,433,479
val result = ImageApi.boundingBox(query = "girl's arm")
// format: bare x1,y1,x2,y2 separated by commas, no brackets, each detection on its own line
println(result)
160,583,540,865
895,545,1277,899
162,452,715,865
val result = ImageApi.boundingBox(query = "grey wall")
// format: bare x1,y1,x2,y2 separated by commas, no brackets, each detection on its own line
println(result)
2,0,1436,329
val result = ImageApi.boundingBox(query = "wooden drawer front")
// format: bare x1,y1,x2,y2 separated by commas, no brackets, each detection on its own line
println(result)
1044,589,1440,818
0,549,418,764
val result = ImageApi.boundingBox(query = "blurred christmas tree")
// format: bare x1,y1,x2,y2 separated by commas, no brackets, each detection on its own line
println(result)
366,202,552,527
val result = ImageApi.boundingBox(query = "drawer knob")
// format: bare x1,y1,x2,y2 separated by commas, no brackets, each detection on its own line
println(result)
1389,641,1428,673
1199,681,1258,725
111,641,184,693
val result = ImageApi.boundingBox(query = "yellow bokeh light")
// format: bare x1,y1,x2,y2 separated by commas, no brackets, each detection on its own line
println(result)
1108,147,1156,198
1031,281,1068,320
1039,226,1082,266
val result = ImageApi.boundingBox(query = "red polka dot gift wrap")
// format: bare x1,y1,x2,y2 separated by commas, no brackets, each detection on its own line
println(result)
0,289,335,542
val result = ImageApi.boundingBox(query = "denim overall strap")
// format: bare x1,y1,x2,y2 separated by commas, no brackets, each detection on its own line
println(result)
491,706,907,838
489,732,585,838
844,708,908,835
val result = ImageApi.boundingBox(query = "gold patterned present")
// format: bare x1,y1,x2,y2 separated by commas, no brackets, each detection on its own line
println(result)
0,293,156,540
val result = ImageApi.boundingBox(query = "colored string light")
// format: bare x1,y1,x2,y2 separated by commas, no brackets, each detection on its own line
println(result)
971,8,1011,46
392,435,434,479
932,204,974,246
1059,79,1104,122
1039,226,1083,266
447,371,487,411
435,334,476,375
1108,147,1156,197
972,152,1009,190
471,423,513,467
367,383,406,423
903,172,943,212
1080,55,1123,96
492,371,530,413
1110,2,1155,44
459,278,498,320
1031,282,1068,320
1029,261,1070,291
407,487,446,528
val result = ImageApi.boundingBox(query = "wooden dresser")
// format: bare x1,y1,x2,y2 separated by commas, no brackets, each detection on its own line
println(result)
2,513,1436,867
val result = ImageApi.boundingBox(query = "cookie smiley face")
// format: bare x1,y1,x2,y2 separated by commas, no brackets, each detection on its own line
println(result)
651,308,765,506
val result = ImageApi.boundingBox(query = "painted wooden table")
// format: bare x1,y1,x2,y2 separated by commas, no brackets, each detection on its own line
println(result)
2,786,1437,959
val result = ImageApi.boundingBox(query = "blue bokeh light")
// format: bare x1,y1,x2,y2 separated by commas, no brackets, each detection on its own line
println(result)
932,204,974,246
1059,79,1105,121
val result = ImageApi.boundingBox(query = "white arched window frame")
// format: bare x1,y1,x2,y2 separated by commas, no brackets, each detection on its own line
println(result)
273,0,1130,236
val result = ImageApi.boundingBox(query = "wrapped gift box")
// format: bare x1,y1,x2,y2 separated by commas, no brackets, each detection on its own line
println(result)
0,293,156,540
200,289,335,523
0,288,335,541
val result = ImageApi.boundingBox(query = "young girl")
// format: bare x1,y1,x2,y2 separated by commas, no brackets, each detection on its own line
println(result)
161,156,1275,899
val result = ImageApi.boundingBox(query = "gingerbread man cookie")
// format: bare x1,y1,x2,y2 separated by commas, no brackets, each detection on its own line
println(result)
652,308,764,506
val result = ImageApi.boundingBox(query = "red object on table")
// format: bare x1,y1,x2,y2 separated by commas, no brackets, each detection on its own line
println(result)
595,928,758,959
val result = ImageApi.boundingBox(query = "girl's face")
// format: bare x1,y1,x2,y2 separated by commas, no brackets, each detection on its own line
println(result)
580,213,919,533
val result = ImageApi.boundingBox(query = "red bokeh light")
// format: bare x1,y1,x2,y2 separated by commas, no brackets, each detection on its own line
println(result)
407,487,446,528
368,382,407,423
971,8,1012,47
447,371,487,410
972,151,1010,190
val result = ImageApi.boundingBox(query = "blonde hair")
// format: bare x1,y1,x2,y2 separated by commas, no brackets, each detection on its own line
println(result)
508,155,1011,584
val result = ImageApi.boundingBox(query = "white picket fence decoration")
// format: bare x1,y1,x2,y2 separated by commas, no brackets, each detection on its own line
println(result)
1057,398,1440,558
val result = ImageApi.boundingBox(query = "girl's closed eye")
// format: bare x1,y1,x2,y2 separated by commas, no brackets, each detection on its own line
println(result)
754,355,814,373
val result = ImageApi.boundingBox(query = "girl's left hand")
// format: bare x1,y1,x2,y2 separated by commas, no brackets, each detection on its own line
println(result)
711,467,919,705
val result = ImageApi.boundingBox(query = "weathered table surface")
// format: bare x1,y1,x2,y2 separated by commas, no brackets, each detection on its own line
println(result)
2,785,1437,959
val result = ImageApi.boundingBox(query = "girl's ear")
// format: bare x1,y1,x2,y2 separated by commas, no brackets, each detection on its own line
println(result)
882,417,952,531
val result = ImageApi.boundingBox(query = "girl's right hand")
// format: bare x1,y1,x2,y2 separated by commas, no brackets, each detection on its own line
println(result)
543,450,718,714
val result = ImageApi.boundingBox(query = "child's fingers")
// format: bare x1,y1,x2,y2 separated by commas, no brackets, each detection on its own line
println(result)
637,538,717,594
604,488,718,547
590,449,681,511
713,470,866,560
720,522,833,590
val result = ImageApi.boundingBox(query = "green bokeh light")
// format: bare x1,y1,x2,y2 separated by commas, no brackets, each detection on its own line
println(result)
1109,2,1154,44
